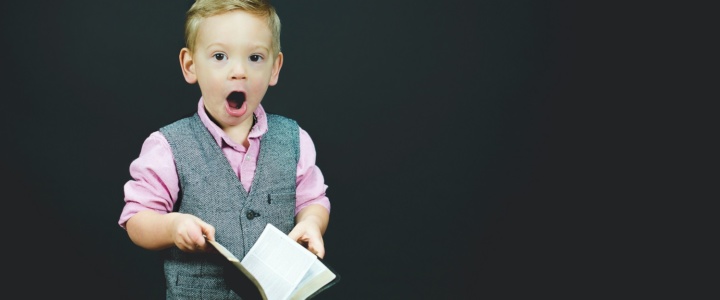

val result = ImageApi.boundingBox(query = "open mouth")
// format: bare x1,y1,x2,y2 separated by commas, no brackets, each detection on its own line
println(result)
227,91,246,109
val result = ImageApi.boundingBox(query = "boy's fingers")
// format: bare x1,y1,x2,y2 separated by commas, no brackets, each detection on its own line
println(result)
309,240,325,259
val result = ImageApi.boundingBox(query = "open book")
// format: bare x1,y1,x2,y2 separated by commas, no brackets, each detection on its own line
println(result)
207,223,339,300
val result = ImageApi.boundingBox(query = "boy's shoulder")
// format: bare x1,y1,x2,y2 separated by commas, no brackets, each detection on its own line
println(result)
159,112,199,132
265,112,297,124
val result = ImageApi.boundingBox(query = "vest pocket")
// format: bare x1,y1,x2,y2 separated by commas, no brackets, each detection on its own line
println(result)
170,286,240,300
264,193,295,233
176,272,224,289
267,193,294,205
171,271,241,300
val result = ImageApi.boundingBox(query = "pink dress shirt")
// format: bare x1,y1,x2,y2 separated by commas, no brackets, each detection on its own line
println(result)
118,99,330,229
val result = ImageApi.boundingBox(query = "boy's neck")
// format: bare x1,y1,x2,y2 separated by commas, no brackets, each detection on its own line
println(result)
224,113,256,148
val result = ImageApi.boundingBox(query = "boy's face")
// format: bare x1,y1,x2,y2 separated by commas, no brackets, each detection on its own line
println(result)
180,10,282,129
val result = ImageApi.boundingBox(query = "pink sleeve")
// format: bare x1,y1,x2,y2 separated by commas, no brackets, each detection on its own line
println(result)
118,131,180,229
295,128,331,214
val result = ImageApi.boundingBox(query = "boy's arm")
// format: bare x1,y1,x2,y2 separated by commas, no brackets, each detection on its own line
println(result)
289,204,330,258
126,210,216,252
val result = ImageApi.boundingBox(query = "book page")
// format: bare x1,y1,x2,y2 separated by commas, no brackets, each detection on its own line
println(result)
206,239,239,262
241,224,317,300
289,259,336,300
207,239,268,299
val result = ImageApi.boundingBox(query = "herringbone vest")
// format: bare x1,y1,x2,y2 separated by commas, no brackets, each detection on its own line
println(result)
159,113,298,299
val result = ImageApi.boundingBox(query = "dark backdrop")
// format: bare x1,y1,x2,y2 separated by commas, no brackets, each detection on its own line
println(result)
1,1,700,299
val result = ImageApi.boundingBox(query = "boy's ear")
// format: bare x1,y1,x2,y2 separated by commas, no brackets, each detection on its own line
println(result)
179,48,197,84
269,52,283,86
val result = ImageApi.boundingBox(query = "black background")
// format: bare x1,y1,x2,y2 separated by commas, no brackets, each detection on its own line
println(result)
1,0,706,299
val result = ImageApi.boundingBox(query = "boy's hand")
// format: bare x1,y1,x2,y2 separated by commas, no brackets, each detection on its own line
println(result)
171,213,216,253
288,221,325,259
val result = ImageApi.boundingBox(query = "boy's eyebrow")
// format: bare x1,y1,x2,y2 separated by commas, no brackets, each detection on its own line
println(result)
205,42,271,52
205,43,272,54
205,42,229,50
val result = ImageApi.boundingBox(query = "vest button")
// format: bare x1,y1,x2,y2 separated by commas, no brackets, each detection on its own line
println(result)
246,210,260,220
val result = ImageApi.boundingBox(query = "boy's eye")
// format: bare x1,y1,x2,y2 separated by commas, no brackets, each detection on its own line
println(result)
213,53,226,61
249,55,262,62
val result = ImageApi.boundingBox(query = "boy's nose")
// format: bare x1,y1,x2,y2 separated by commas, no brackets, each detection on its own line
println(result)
229,61,246,80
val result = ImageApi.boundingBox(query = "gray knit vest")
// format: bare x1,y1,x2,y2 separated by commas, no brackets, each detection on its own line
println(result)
159,113,299,300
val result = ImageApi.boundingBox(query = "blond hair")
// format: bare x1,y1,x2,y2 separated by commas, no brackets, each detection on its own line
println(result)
184,0,281,56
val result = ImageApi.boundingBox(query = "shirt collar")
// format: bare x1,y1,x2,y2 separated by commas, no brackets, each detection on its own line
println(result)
197,97,269,148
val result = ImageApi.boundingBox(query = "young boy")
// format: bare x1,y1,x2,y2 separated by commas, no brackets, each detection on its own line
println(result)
118,0,330,298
